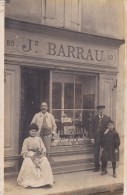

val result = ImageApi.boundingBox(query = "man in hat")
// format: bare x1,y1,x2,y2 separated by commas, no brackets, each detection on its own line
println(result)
89,105,111,172
31,102,57,158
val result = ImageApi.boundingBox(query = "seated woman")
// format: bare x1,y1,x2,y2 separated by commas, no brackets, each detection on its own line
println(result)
17,123,54,188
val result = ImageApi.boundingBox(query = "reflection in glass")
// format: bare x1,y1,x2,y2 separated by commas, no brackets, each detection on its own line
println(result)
52,82,62,109
82,110,94,137
64,83,74,109
52,110,61,120
64,110,74,119
83,94,95,109
52,110,61,134
75,83,82,109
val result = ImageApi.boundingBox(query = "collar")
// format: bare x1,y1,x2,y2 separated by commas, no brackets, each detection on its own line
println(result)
29,135,36,138
104,129,109,134
99,115,104,119
39,112,49,117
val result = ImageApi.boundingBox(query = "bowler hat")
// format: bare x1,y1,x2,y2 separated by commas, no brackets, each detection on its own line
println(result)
96,105,105,109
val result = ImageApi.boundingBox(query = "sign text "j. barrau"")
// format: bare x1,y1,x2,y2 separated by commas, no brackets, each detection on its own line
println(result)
47,42,104,61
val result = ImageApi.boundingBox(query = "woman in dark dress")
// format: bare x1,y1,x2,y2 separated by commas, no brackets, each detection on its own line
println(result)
100,120,120,178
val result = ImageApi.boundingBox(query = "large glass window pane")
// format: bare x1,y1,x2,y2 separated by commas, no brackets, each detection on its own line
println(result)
52,110,62,134
52,82,62,109
75,83,82,109
63,110,74,119
83,94,95,109
52,72,97,141
64,83,74,109
82,110,94,134
52,110,61,120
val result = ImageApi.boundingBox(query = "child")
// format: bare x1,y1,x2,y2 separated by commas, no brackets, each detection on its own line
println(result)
100,120,120,178
17,123,54,188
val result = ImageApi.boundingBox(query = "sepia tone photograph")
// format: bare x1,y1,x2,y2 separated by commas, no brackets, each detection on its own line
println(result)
1,0,126,194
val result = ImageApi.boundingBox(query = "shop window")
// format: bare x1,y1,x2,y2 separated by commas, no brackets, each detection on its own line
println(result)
52,73,97,138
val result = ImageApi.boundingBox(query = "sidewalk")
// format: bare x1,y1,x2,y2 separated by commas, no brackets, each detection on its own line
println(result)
4,164,124,195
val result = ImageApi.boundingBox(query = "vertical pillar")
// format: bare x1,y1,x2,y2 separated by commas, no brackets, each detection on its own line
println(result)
4,64,20,177
49,70,53,113
99,73,117,121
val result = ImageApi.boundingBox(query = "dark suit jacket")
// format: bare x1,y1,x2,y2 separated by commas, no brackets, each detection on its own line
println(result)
89,115,111,144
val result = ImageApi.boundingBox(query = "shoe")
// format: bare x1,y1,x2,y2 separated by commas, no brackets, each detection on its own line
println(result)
113,172,117,178
45,184,53,188
101,170,107,175
26,186,31,189
93,168,100,172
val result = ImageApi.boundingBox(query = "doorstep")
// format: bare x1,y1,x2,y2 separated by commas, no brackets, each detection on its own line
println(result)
4,164,124,195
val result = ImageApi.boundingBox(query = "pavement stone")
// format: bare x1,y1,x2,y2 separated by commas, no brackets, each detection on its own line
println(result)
4,164,124,195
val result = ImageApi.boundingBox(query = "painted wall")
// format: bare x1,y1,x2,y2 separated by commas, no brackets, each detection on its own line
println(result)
5,0,81,31
116,44,125,164
5,0,125,39
5,0,42,23
81,0,125,39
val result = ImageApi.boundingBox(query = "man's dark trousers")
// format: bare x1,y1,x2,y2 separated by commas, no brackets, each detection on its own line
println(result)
94,144,100,169
89,115,111,170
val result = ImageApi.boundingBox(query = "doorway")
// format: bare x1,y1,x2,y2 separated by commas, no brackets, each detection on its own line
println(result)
20,67,50,149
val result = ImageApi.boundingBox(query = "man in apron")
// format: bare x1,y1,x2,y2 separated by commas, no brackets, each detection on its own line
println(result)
31,102,57,158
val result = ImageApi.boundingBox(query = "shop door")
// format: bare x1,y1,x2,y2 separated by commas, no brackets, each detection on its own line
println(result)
20,67,50,149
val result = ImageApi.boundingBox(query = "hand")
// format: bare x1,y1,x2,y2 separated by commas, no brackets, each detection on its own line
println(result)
25,153,30,158
115,149,118,154
43,151,46,156
101,148,104,152
34,159,40,168
38,148,43,153
91,139,95,144
35,147,39,152
51,133,55,142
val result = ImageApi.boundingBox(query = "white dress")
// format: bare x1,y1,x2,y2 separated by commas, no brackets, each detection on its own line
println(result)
17,136,54,188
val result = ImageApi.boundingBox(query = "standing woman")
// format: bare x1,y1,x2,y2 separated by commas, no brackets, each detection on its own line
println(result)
17,123,54,188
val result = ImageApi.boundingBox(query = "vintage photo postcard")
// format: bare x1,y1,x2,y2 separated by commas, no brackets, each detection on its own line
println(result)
0,0,127,195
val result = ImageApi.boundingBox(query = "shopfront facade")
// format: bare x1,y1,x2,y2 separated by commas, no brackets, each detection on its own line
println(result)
4,18,124,177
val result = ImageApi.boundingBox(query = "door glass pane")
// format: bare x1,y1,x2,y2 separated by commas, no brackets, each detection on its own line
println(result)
52,82,62,109
64,83,74,109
